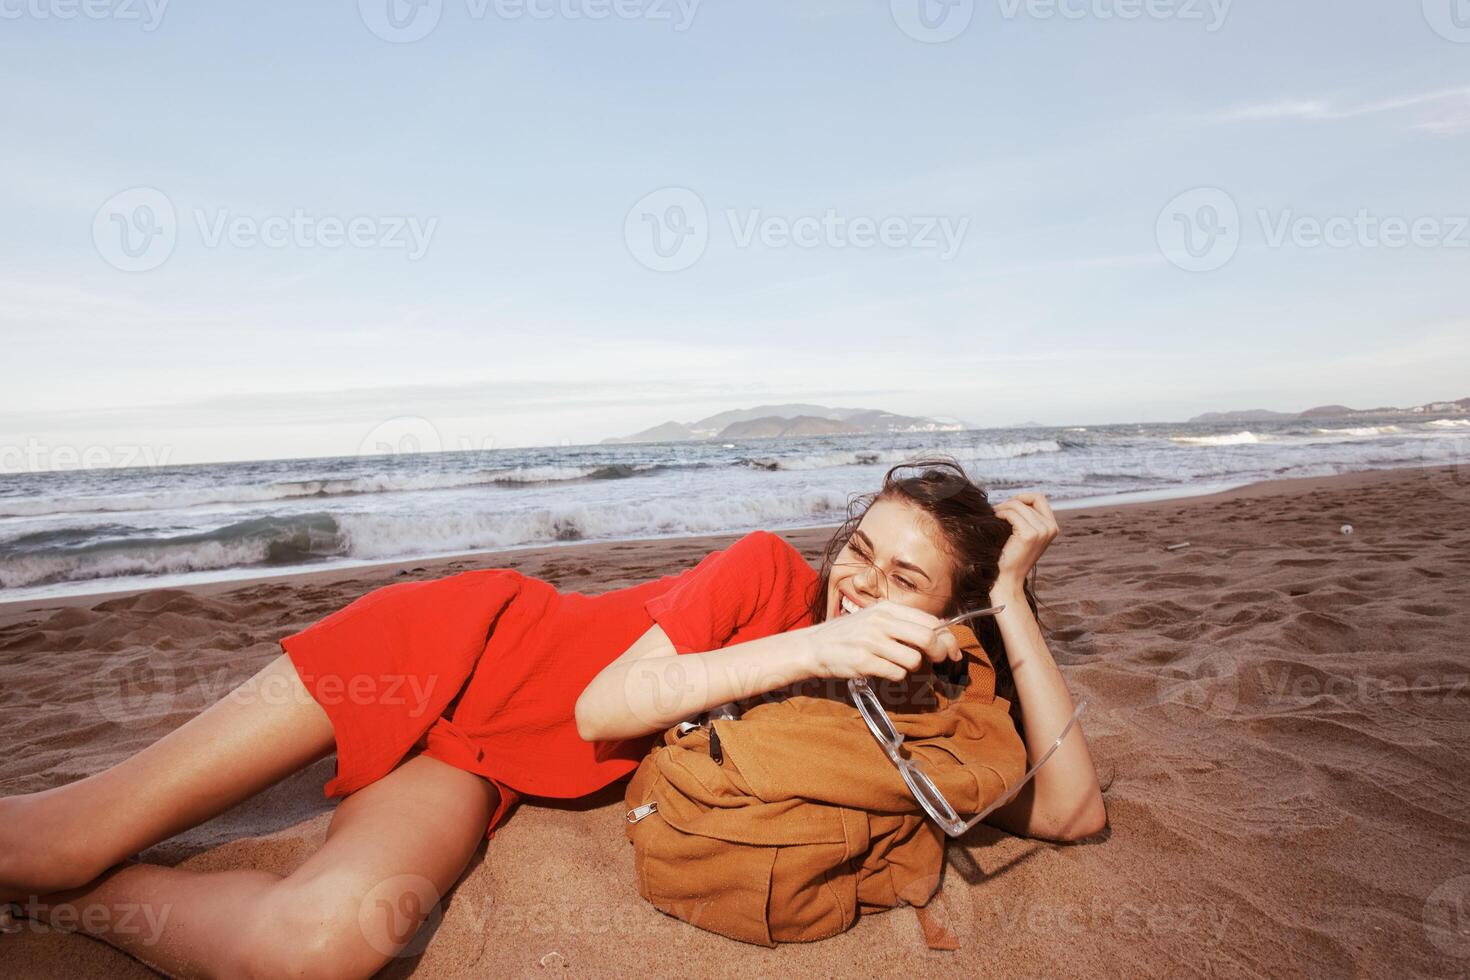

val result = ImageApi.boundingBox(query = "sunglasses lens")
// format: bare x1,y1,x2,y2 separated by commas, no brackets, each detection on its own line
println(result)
909,764,959,821
854,685,900,744
850,680,967,835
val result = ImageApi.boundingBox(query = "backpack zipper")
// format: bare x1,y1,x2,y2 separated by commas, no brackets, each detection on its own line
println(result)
625,801,658,824
708,723,724,765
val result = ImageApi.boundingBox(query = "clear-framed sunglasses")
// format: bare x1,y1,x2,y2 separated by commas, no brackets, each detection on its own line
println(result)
847,605,1087,837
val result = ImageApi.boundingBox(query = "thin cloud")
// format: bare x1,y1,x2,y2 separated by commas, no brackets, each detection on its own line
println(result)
1207,86,1470,134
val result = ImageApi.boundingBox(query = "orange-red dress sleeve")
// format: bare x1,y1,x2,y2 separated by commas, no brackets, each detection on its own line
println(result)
643,530,820,654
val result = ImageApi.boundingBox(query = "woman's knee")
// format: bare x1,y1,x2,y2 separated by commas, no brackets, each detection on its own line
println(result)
234,873,437,980
0,793,117,894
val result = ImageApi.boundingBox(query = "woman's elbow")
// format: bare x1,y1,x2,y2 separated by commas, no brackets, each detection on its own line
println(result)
573,691,605,742
1051,798,1108,842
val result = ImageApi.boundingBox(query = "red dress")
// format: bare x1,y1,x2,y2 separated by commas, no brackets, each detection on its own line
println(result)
280,530,821,837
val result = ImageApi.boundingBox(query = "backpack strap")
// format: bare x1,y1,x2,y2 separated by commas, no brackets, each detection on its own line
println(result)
912,889,961,951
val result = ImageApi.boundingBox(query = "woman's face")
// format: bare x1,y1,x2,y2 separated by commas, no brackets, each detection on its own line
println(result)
825,497,956,621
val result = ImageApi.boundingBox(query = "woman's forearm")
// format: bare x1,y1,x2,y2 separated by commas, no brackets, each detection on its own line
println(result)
984,587,1107,841
576,630,814,741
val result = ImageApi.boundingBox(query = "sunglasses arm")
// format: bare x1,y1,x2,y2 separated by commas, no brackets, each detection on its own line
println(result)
947,699,1088,837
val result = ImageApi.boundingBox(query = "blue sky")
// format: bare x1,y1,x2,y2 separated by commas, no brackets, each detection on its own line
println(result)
2,1,1467,466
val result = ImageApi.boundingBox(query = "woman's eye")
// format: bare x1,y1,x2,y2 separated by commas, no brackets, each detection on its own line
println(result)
895,577,916,591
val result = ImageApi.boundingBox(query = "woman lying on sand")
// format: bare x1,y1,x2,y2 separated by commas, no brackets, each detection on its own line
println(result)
0,457,1104,978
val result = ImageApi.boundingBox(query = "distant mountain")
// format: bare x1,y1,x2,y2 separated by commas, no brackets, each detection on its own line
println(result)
1189,397,1469,424
1189,408,1298,423
601,404,969,444
719,415,857,439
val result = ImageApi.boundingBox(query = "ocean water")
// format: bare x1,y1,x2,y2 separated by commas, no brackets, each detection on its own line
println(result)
2,417,1466,601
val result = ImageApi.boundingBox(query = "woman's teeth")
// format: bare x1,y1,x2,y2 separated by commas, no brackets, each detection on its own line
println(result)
840,595,860,616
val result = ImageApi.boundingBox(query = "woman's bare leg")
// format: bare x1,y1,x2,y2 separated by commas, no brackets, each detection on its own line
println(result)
15,753,497,980
0,653,335,900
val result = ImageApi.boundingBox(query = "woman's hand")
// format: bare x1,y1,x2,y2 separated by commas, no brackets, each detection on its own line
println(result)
992,492,1060,600
796,600,959,683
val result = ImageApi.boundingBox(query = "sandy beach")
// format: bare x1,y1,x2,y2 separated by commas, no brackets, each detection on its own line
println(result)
2,465,1467,978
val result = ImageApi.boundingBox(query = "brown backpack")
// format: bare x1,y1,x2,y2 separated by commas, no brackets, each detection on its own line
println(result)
623,624,1026,948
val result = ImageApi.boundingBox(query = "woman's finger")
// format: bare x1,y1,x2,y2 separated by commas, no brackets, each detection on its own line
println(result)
871,639,924,674
874,614,943,656
1003,494,1052,532
994,500,1030,535
877,608,960,662
864,657,909,684
1002,498,1048,539
1020,492,1059,531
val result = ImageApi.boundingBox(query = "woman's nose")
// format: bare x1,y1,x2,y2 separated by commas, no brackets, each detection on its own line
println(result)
854,563,885,597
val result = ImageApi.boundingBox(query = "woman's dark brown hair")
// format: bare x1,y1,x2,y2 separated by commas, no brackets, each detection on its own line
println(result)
805,455,1040,702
